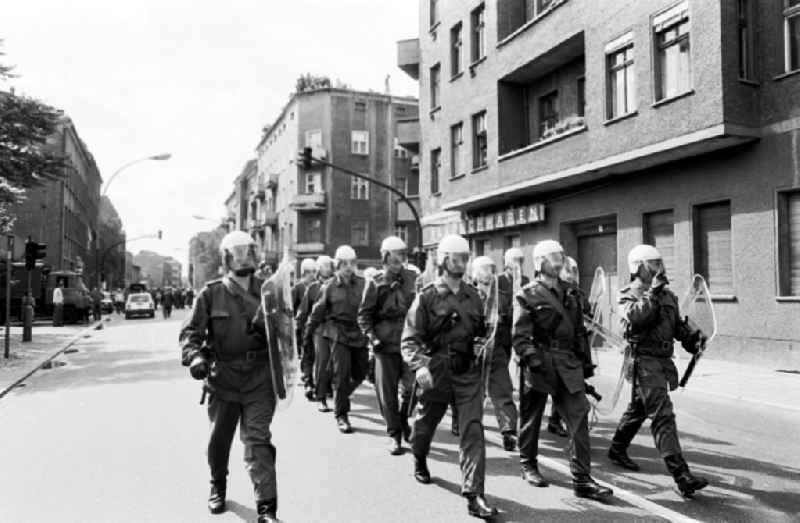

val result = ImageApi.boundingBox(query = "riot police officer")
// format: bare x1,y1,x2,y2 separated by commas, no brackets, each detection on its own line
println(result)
358,236,417,455
305,245,368,434
179,230,280,523
293,258,318,358
608,245,709,497
402,234,498,519
513,240,612,501
296,255,335,407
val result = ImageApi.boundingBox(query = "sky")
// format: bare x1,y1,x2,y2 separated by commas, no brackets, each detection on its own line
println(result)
0,0,419,274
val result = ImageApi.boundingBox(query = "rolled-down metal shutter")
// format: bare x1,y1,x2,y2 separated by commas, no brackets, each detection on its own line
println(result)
695,202,733,294
789,192,800,295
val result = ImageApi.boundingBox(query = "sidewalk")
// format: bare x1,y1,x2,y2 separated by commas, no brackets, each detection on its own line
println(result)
0,319,107,398
593,348,800,412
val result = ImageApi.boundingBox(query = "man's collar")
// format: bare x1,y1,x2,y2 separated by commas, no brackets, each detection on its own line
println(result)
434,276,464,296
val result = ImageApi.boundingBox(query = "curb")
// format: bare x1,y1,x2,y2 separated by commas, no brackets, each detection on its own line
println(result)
0,318,108,400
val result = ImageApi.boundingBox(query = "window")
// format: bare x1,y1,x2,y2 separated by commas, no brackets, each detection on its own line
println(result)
350,178,369,200
778,190,800,296
607,38,636,119
738,0,755,79
430,64,441,109
693,201,733,294
577,77,586,117
525,0,555,21
351,219,369,246
471,4,486,63
305,172,321,194
408,171,419,196
395,225,409,244
472,111,487,169
504,235,521,250
395,176,407,194
643,210,675,279
784,0,800,72
474,239,491,256
430,148,441,194
355,100,366,112
430,0,439,28
393,137,408,159
539,91,559,138
451,23,463,77
351,130,369,155
450,122,464,178
395,106,407,115
654,3,691,101
305,129,322,147
302,216,322,243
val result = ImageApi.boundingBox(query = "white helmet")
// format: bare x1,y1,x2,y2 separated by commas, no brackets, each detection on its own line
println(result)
300,258,317,274
436,234,470,265
472,255,496,281
504,247,524,267
380,236,407,253
219,230,256,254
334,245,357,262
406,263,421,275
627,244,662,274
532,239,565,273
316,255,334,268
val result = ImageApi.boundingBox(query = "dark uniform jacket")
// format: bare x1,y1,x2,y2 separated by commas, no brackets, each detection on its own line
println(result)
305,273,367,349
358,267,417,354
619,279,697,391
179,275,270,402
292,281,308,314
497,271,530,350
512,278,589,395
401,278,486,402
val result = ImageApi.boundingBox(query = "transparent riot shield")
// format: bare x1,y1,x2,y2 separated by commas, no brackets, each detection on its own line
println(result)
261,255,299,409
677,274,717,388
477,274,500,400
584,266,630,416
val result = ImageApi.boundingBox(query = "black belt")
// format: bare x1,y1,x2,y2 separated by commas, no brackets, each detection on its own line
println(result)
539,339,573,352
214,350,268,363
636,341,673,352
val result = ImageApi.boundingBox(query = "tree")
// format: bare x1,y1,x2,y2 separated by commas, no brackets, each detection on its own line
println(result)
0,40,66,232
295,73,332,93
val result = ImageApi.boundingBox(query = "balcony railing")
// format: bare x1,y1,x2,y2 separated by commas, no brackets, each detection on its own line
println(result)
397,118,420,148
290,191,326,211
263,210,278,226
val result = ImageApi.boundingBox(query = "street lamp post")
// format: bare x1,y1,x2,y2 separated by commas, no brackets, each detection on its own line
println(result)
97,153,171,287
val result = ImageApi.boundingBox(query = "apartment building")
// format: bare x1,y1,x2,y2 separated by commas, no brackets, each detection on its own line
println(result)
254,87,420,266
399,0,800,365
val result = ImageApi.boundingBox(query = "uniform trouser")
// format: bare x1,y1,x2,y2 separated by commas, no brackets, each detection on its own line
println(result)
519,376,591,479
331,343,369,418
487,346,518,435
92,304,101,321
313,334,332,400
300,332,315,385
611,384,682,463
374,351,413,437
207,393,277,502
412,369,486,496
52,304,64,326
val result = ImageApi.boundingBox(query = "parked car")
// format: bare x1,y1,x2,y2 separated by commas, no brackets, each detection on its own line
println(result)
125,293,155,319
101,292,114,314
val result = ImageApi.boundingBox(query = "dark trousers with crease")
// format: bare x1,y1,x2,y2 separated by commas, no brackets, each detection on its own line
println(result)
207,392,277,502
313,334,333,400
331,343,369,418
611,384,682,461
374,351,413,437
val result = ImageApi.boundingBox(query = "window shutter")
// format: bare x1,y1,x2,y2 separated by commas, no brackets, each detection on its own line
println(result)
644,210,675,282
789,192,800,294
695,202,733,293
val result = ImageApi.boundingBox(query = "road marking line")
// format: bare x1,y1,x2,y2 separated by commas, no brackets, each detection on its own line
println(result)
481,430,704,523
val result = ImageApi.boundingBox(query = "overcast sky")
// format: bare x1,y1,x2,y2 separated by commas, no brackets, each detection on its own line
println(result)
0,0,418,274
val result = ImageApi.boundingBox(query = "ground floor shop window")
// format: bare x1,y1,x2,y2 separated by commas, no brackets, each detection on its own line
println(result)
693,201,733,295
778,190,800,296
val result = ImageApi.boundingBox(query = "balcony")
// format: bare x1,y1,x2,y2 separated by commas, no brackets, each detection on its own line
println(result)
294,241,325,255
290,191,326,211
263,209,278,226
397,38,420,80
266,172,279,189
410,155,420,170
252,186,266,201
396,118,420,149
395,196,420,223
248,219,264,232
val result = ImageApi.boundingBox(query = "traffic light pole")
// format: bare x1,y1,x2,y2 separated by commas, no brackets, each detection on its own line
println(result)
302,152,425,269
4,236,12,358
22,271,32,342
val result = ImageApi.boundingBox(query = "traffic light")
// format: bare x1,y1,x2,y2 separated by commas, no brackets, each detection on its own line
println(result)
300,147,313,170
157,230,162,239
24,239,46,270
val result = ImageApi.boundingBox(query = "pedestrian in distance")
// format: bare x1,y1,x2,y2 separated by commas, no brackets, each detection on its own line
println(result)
304,245,368,434
512,240,612,501
52,282,64,327
402,233,499,519
292,258,317,360
607,245,709,497
162,288,174,319
90,287,103,321
179,230,281,523
358,236,417,455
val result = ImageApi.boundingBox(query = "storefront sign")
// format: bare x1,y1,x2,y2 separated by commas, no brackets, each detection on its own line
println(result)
463,203,546,234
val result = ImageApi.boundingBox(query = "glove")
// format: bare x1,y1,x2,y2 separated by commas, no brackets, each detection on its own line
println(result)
415,367,434,391
524,353,542,372
367,333,382,352
583,363,596,379
189,354,209,380
683,330,706,354
650,270,669,293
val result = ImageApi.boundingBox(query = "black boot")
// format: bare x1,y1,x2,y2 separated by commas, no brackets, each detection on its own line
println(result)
304,382,315,401
547,419,568,438
256,498,278,523
207,480,226,514
521,463,549,487
388,435,403,456
574,476,613,501
466,494,499,519
608,446,640,471
414,454,431,484
665,454,709,497
502,432,517,451
400,408,412,443
336,415,353,434
318,397,331,412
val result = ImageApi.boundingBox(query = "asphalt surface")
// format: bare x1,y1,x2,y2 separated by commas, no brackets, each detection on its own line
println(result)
0,309,797,523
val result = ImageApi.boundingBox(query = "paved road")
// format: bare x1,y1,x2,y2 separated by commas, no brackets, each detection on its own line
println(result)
0,309,797,522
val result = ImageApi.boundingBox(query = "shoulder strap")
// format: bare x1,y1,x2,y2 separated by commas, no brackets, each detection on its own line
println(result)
533,282,575,335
